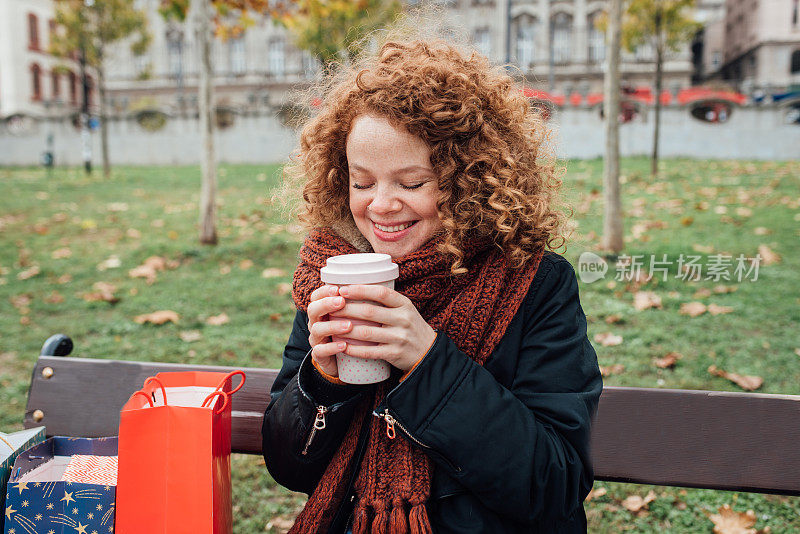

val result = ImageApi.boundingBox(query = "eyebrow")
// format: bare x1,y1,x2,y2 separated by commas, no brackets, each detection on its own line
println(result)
348,163,434,176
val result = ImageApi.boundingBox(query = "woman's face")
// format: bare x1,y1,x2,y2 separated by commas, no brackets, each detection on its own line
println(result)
346,114,443,259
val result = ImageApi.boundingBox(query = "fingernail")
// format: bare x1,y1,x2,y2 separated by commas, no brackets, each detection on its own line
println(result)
339,286,349,297
338,342,346,350
334,296,344,305
342,321,351,330
329,286,338,295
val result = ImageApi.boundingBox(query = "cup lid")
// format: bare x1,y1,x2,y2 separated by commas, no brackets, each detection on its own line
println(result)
320,253,399,284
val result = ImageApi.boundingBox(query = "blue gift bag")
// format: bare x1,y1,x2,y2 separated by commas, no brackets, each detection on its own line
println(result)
1,427,46,529
6,436,117,534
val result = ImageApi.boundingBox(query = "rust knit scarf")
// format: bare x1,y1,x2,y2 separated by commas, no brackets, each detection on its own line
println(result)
289,227,544,534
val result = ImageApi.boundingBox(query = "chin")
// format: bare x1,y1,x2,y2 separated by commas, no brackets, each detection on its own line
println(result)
370,242,414,259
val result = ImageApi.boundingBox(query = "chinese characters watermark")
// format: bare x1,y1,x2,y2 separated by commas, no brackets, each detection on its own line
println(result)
578,251,762,284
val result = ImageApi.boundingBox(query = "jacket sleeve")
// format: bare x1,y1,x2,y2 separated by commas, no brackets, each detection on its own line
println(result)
261,308,368,494
382,256,602,524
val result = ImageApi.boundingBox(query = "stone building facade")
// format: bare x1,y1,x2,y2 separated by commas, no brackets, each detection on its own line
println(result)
100,0,715,115
0,0,83,118
5,0,787,120
715,0,800,92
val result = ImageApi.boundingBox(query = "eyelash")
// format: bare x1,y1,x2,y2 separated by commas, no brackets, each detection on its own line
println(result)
351,182,425,190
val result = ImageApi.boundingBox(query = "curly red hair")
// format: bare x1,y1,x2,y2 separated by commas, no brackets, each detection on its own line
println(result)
285,39,568,274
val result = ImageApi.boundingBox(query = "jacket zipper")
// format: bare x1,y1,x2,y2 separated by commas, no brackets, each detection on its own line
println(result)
301,405,328,456
375,408,461,472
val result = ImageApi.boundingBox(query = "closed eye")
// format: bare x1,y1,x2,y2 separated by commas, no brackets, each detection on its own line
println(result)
401,183,425,190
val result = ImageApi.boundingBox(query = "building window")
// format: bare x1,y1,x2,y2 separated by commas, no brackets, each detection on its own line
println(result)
552,13,572,64
166,32,183,78
635,41,655,61
712,51,722,69
302,52,318,78
52,71,60,100
135,54,150,78
229,37,246,75
31,64,42,101
28,13,40,50
515,15,537,70
269,38,286,78
791,49,800,74
587,12,605,63
68,71,77,104
474,27,491,58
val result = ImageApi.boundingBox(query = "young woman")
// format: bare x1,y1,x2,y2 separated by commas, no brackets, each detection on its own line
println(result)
262,39,602,534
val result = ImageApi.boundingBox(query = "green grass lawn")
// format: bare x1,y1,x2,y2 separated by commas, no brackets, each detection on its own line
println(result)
1,158,798,532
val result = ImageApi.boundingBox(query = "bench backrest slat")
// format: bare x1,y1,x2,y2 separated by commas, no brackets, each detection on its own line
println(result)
24,356,800,495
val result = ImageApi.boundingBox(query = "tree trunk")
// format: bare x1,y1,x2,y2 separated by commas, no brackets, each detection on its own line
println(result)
651,33,664,178
79,43,92,175
98,65,111,179
197,0,218,245
601,0,624,253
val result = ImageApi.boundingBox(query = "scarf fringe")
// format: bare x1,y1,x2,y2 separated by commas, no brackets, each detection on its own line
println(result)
389,498,408,534
352,503,369,534
371,500,388,534
409,503,432,534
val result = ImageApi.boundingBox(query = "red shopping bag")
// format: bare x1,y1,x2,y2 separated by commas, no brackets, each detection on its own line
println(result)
115,370,245,534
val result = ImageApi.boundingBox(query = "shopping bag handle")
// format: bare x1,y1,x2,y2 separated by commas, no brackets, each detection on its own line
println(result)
131,390,155,408
201,371,246,414
0,435,15,451
144,376,168,405
214,370,246,395
201,391,230,415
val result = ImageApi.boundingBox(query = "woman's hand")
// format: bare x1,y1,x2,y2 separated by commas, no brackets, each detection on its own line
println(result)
307,285,353,376
334,284,437,372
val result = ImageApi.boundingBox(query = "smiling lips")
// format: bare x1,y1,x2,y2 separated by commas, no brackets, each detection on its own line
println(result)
373,221,415,232
371,220,418,241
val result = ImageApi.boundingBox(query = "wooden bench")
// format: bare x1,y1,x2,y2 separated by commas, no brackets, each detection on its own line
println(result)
23,335,800,496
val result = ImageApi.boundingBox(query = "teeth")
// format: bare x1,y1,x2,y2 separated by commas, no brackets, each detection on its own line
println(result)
374,222,414,233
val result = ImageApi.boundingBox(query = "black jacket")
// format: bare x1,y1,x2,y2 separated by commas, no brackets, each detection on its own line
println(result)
262,251,603,533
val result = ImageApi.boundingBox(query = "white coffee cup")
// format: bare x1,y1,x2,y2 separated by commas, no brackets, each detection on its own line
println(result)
320,253,399,384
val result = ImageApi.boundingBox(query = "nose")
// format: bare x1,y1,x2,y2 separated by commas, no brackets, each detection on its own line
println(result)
367,183,402,215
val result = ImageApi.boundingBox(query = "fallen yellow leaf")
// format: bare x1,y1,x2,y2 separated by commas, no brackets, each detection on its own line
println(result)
81,281,120,304
633,291,662,311
261,268,287,278
276,282,293,296
708,303,734,315
654,352,682,369
713,285,737,294
134,310,180,325
708,365,763,391
129,264,157,284
179,330,203,342
594,332,623,347
44,291,64,304
757,245,781,265
206,313,230,326
52,247,72,259
622,490,656,513
706,504,764,534
17,265,41,280
680,302,707,317
600,364,625,377
584,486,607,502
